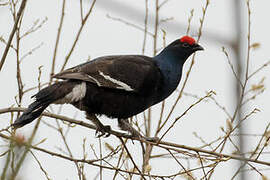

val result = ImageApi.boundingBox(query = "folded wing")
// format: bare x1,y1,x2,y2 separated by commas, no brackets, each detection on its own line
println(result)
53,55,162,95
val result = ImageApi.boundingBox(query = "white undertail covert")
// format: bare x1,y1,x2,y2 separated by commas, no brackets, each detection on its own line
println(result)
55,82,87,104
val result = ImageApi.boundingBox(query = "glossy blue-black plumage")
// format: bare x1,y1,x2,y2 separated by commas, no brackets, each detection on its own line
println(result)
13,36,203,128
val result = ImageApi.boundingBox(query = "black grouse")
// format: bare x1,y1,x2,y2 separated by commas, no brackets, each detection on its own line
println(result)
12,36,204,140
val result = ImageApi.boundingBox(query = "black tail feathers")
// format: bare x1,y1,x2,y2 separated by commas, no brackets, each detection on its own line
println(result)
12,81,75,128
12,101,49,128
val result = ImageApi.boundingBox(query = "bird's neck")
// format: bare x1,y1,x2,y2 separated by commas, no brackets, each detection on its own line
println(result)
154,49,186,101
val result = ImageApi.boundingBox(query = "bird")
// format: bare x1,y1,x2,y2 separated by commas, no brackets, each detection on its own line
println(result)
12,36,204,140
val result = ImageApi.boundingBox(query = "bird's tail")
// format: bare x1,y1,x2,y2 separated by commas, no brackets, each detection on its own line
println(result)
12,81,78,128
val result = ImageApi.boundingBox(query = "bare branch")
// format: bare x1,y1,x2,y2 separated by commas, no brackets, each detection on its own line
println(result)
0,0,27,71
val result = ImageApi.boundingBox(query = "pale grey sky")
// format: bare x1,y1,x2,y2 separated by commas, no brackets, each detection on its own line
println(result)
1,0,270,179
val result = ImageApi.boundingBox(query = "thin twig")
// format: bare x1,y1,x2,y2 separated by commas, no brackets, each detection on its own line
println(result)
167,149,196,180
186,9,194,35
0,0,27,71
158,91,214,142
106,14,154,37
222,46,244,88
60,0,96,71
50,0,66,83
30,150,51,180
157,0,210,135
2,108,270,168
119,137,146,180
20,17,47,39
79,0,83,23
141,0,148,55
248,60,270,79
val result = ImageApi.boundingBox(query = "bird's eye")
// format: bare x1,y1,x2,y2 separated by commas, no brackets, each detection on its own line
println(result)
182,42,189,47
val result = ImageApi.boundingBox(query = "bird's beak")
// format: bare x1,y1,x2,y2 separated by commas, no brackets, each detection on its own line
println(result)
193,43,204,51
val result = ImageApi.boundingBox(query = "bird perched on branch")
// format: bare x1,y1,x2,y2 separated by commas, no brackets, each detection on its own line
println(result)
12,36,203,141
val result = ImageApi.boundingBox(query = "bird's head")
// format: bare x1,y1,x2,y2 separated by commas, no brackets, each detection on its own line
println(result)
160,36,204,61
174,36,204,53
156,36,204,64
179,36,204,52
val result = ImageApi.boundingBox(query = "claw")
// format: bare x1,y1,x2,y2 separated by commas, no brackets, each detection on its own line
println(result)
95,125,111,138
86,113,112,138
95,129,99,136
117,119,159,142
96,130,105,137
96,132,105,138
104,125,111,137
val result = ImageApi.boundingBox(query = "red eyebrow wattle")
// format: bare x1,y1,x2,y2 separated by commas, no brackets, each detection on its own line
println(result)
180,36,196,45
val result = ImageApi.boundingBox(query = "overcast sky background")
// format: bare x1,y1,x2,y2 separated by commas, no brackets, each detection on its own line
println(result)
1,0,270,179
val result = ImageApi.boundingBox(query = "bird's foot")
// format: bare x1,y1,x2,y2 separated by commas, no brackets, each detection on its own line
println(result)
95,124,111,138
118,119,159,142
86,113,111,138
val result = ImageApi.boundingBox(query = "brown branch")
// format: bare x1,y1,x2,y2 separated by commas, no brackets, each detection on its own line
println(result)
158,91,214,139
2,107,270,167
20,17,48,39
157,0,210,135
196,152,207,179
186,9,194,35
0,133,114,164
167,149,196,180
79,0,83,23
106,14,154,37
29,150,51,180
55,116,83,180
0,0,27,71
248,60,270,79
119,137,146,180
112,140,127,180
141,0,149,55
60,0,96,72
20,42,44,62
50,0,66,83
222,46,244,88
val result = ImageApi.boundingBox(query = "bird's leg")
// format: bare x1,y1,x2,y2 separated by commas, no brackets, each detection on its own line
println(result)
118,119,159,142
86,113,111,137
118,118,141,137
